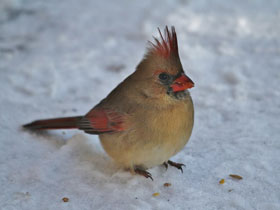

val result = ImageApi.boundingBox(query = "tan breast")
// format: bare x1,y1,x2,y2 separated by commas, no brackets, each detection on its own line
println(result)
99,95,194,170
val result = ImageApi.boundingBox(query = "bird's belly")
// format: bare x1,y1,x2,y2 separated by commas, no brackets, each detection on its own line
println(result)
100,99,194,169
131,135,189,169
100,132,189,169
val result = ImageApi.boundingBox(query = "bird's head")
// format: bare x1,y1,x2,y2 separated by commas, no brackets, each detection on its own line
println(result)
133,26,194,101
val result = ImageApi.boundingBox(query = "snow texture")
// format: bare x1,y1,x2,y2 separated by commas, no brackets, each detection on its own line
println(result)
1,0,280,209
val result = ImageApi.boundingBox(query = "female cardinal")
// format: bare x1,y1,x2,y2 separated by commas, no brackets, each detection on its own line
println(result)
23,26,194,180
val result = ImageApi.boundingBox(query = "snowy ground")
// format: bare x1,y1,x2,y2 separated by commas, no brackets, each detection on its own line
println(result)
1,0,280,209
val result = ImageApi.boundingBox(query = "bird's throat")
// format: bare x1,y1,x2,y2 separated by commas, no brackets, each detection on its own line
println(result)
167,88,189,100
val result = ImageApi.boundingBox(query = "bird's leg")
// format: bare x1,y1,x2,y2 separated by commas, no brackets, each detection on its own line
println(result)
134,167,153,181
162,162,168,170
167,160,185,173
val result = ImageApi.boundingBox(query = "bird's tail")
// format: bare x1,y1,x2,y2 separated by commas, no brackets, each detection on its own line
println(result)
23,116,83,130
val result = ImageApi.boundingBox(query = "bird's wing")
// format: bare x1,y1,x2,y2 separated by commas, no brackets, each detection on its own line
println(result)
78,108,127,134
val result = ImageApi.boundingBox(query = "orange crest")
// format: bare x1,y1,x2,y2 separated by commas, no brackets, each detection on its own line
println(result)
149,26,179,58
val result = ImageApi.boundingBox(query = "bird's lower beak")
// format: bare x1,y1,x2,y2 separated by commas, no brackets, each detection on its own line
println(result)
171,73,194,92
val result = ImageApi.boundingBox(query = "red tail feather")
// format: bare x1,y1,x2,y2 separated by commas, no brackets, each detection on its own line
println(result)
23,116,83,130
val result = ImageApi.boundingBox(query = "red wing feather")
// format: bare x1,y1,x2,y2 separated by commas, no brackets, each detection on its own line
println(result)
78,108,126,134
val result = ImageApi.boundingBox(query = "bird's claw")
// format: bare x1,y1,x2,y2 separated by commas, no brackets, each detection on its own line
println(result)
163,162,168,170
134,168,153,181
167,160,186,173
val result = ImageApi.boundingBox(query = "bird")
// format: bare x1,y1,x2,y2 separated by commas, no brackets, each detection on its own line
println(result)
23,26,194,180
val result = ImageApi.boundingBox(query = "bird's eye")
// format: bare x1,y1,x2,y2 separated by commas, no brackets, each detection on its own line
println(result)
159,73,169,81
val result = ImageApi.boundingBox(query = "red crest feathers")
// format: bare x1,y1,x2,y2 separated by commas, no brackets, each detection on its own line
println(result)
149,26,179,58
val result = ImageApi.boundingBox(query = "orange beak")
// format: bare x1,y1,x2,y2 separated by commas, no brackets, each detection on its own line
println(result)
171,73,194,92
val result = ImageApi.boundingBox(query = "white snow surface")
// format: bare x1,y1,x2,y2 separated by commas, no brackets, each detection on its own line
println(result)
1,0,280,209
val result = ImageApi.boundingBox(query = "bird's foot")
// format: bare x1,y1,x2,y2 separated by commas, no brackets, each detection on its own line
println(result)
134,168,153,181
162,162,168,170
167,160,185,173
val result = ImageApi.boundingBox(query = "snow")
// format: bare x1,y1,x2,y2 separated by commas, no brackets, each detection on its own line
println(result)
1,0,280,209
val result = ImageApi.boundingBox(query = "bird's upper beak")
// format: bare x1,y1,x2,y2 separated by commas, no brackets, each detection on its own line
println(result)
171,73,194,92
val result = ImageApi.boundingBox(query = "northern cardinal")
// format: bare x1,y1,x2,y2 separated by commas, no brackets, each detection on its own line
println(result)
23,26,194,180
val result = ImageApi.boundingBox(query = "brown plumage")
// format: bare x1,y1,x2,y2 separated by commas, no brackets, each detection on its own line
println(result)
23,26,194,180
